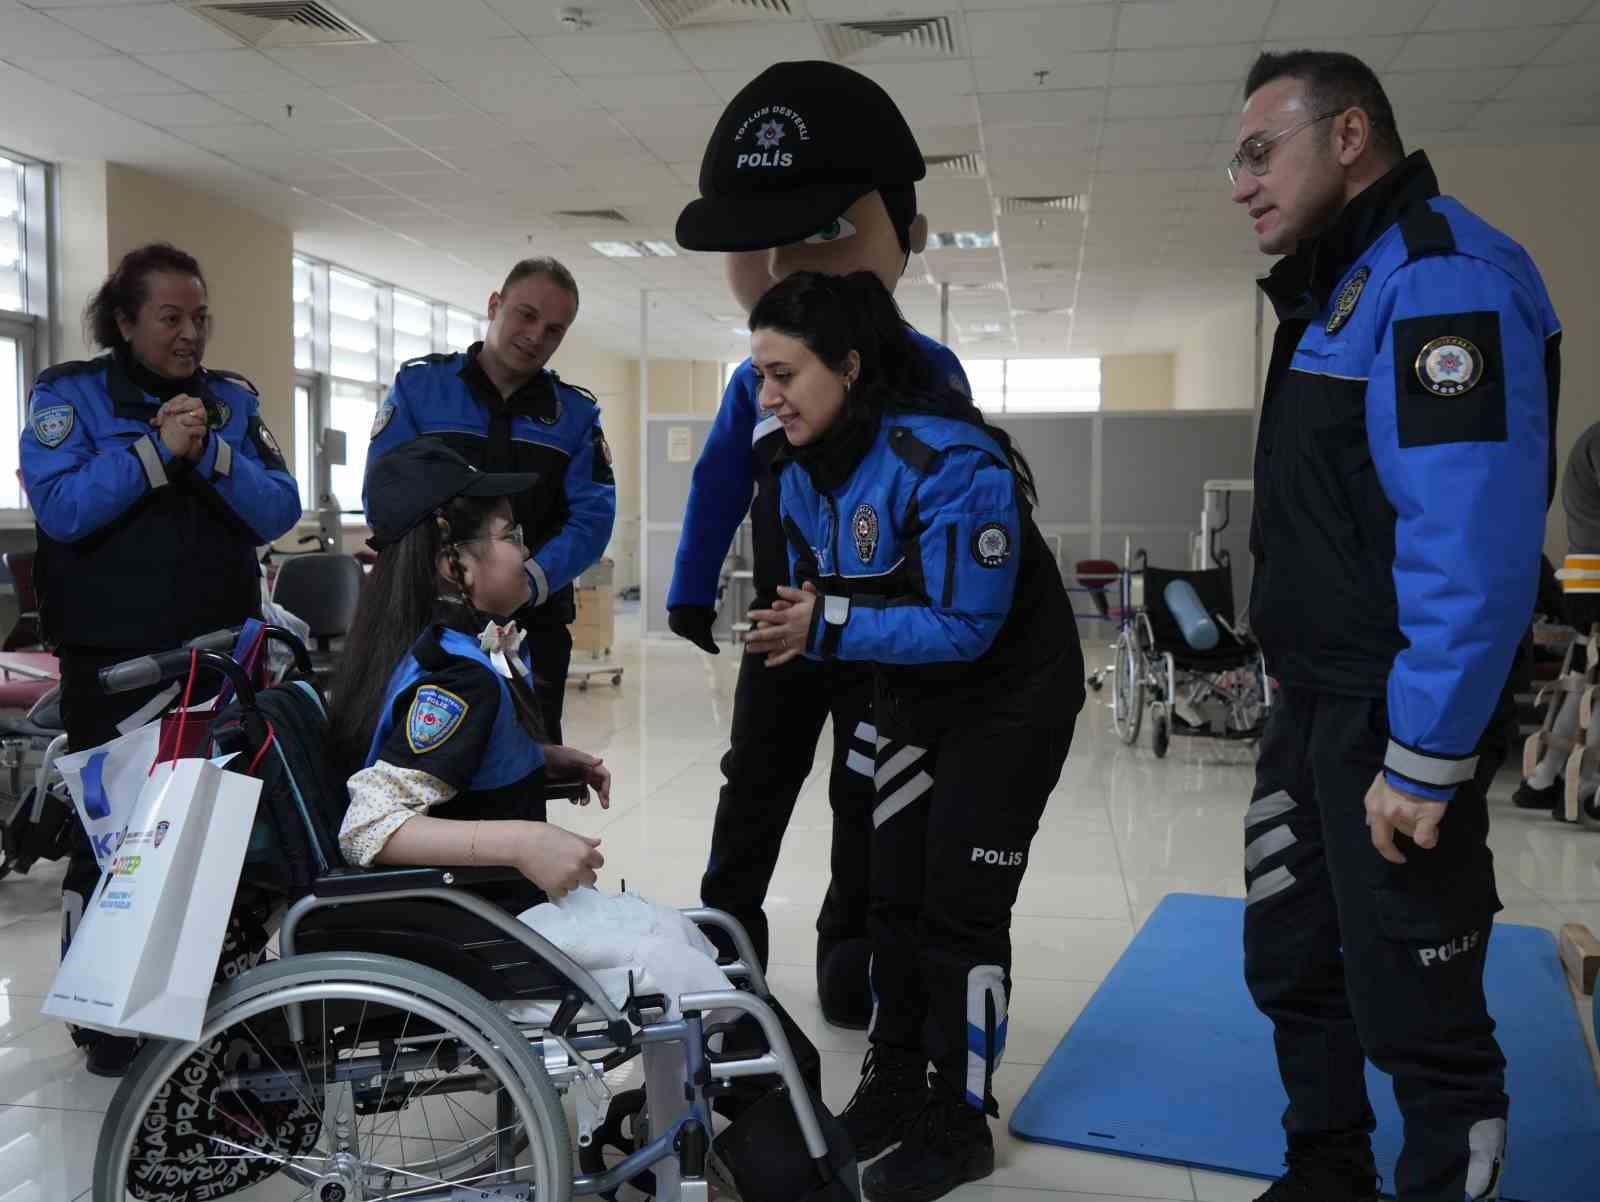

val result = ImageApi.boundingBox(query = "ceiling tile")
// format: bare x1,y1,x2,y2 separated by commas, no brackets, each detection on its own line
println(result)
980,88,1103,126
610,105,723,140
135,49,307,92
1265,0,1434,37
263,46,432,86
326,82,474,121
277,119,407,151
1111,44,1257,88
398,39,553,82
49,3,236,53
1495,62,1600,98
1106,82,1240,120
179,122,298,155
483,0,661,36
1383,68,1519,106
48,53,184,94
1423,0,1592,30
985,121,1098,154
914,122,983,156
669,22,822,70
447,72,598,115
635,131,716,163
1387,28,1563,72
533,32,692,76
1257,36,1409,70
578,72,722,111
536,135,652,166
386,114,524,149
1095,144,1216,172
972,52,1110,93
331,146,455,175
1532,21,1600,63
224,152,361,183
1099,116,1224,146
1467,95,1600,127
1116,0,1274,50
211,90,357,126
499,109,630,145
0,7,113,58
966,4,1118,58
116,90,249,125
330,0,519,42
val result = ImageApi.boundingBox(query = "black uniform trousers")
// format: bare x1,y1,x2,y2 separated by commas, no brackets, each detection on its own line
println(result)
1244,686,1508,1202
868,719,1072,1110
700,648,876,968
521,618,573,746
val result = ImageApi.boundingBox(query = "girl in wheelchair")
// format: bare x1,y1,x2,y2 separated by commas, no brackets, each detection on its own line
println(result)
328,436,612,905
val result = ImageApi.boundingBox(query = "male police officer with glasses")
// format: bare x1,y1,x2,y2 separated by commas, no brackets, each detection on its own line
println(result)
1231,50,1560,1202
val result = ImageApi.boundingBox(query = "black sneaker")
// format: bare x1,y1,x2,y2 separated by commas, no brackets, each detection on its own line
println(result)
1253,1132,1379,1202
1512,778,1561,811
838,1044,929,1160
85,1034,145,1079
817,934,873,1030
860,1076,994,1202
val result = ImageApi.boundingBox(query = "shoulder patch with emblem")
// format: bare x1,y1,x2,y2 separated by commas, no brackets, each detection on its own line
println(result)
248,415,288,471
1392,309,1506,449
31,403,75,448
591,425,615,485
406,685,468,754
851,503,879,564
1326,266,1369,335
972,522,1012,569
372,400,396,438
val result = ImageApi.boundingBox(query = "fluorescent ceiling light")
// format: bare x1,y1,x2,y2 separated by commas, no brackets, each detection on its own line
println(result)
926,230,998,250
589,239,677,258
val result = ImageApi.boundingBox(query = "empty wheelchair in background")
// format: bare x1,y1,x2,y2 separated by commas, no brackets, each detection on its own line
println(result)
88,636,853,1202
1107,551,1271,757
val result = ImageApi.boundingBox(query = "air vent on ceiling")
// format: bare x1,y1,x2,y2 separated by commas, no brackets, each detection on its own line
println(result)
188,2,373,47
997,195,1088,215
821,16,961,62
551,208,630,224
639,0,792,29
925,152,984,177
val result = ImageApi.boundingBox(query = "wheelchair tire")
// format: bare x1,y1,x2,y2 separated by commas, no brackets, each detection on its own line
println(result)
1112,630,1143,746
1151,706,1170,759
94,951,573,1202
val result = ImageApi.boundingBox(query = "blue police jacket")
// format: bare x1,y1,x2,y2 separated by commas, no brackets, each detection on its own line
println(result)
669,328,969,611
366,344,616,627
366,622,546,820
778,410,1083,740
1253,152,1561,800
20,352,301,650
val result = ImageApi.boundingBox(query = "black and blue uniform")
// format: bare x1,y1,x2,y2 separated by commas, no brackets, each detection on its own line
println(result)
19,349,301,1047
669,330,968,1005
366,345,616,742
1246,152,1560,1202
777,409,1083,1110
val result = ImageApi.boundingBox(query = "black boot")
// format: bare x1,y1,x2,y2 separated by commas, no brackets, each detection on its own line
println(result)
817,934,872,1030
1253,1132,1379,1202
860,1074,994,1202
1512,777,1561,811
838,1044,930,1161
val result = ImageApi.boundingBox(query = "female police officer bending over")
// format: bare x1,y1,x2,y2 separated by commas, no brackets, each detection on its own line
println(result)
328,437,609,903
20,242,301,1076
744,272,1084,1202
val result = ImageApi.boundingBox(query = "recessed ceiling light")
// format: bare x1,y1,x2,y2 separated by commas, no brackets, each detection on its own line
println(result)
926,230,998,250
589,239,678,258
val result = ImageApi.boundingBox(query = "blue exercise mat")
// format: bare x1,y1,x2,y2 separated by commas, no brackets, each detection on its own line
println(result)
1010,893,1600,1201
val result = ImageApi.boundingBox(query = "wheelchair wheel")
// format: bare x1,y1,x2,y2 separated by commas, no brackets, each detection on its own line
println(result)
94,952,572,1202
1151,704,1171,759
1112,630,1143,745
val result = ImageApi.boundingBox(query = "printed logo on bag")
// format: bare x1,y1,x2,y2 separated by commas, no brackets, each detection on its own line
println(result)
207,399,231,430
1415,927,1482,968
851,503,879,563
153,820,170,849
406,685,469,754
1415,335,1484,397
91,831,123,861
1325,266,1369,335
734,104,810,170
972,522,1012,569
371,400,396,437
111,854,142,877
31,403,75,448
971,847,1025,867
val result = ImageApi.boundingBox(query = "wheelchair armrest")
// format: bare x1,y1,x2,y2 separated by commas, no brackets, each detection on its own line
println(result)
311,864,526,898
546,774,589,803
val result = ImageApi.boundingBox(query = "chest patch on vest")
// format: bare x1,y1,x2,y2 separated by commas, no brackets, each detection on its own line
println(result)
1326,267,1369,335
32,403,74,448
851,502,879,563
407,686,469,754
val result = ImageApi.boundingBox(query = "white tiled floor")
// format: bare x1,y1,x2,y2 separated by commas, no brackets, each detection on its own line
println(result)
3,613,1599,1201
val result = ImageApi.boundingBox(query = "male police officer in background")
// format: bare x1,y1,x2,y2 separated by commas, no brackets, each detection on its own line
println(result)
366,258,615,742
669,61,968,1027
1232,51,1559,1202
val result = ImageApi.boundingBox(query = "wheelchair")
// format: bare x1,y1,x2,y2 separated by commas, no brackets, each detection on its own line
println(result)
85,633,854,1202
1101,551,1271,757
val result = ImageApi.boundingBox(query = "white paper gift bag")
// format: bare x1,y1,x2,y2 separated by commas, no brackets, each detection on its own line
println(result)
43,758,262,1041
56,721,164,873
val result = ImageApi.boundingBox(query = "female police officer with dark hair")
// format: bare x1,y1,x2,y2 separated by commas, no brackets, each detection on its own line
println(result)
743,270,1083,1202
19,241,301,1075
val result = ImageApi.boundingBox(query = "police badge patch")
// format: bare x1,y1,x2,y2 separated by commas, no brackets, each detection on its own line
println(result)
1326,266,1369,335
207,399,231,430
972,522,1012,568
371,400,395,438
851,503,879,564
1415,335,1484,397
31,403,74,448
406,686,468,754
539,398,563,426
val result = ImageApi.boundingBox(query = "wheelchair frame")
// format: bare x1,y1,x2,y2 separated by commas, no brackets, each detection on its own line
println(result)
87,635,842,1202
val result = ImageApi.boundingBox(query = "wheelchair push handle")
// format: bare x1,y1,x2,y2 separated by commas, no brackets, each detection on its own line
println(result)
97,647,257,706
